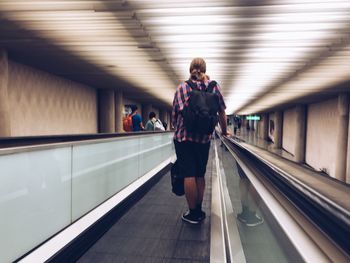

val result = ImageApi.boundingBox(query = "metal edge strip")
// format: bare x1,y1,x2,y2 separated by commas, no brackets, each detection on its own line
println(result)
210,143,227,263
214,139,246,263
0,132,174,156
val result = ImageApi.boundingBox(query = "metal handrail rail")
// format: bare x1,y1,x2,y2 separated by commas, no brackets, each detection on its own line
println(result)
0,130,174,148
225,136,350,220
0,131,174,155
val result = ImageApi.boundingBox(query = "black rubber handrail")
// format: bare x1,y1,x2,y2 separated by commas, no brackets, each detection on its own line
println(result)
0,130,174,148
220,135,350,256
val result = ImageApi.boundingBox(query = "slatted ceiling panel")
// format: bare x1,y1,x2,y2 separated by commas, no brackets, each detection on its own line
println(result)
126,0,350,114
232,1,350,114
0,1,127,11
1,1,350,113
0,1,178,107
240,44,350,114
129,2,240,94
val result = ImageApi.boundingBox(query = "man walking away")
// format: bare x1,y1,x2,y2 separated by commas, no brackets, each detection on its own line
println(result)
131,105,144,131
172,57,229,224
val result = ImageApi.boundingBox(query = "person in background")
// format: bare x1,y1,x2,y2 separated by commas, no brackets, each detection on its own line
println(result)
154,117,165,131
233,116,239,135
131,105,144,131
162,121,168,130
145,111,157,131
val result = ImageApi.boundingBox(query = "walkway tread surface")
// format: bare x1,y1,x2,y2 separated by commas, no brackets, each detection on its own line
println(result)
78,150,213,263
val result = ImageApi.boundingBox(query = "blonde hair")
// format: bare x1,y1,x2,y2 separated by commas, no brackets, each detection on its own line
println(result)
189,58,206,73
189,58,206,81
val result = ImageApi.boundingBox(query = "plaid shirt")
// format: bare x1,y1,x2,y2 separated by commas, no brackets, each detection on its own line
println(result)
172,80,226,143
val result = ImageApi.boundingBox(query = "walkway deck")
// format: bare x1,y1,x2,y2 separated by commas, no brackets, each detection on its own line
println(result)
78,151,213,263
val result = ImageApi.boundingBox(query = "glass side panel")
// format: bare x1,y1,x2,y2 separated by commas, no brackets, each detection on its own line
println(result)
0,133,175,261
0,148,71,263
162,132,175,159
216,139,303,263
72,138,140,221
139,134,164,176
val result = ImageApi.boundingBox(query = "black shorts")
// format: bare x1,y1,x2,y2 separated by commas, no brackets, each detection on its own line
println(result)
174,140,211,178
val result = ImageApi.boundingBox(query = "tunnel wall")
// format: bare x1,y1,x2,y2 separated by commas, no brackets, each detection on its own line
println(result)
305,98,338,177
282,107,297,155
8,61,98,136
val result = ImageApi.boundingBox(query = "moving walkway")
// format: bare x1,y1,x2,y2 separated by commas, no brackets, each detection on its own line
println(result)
1,132,349,262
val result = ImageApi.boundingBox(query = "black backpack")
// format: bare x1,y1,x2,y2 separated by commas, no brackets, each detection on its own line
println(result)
182,80,220,134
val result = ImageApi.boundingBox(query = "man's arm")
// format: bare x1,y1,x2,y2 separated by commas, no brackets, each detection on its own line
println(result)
171,89,178,129
219,110,228,136
213,82,229,136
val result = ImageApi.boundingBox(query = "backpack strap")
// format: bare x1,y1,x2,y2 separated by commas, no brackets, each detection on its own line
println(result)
207,80,217,93
185,79,197,90
186,79,217,93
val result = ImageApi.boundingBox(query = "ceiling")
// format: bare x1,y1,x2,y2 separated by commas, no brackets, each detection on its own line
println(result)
1,0,350,114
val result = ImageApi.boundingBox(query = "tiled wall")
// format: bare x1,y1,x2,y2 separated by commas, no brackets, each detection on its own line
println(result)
8,61,97,136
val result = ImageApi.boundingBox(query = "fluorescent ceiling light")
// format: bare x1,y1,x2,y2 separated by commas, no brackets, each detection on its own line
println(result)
238,44,350,115
1,0,350,114
140,15,239,25
1,8,177,105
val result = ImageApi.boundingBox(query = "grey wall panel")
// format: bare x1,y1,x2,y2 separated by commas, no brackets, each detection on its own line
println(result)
306,98,338,177
283,107,297,155
8,61,97,136
268,112,275,143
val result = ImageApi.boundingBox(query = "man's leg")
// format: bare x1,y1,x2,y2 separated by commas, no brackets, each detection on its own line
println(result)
175,140,204,224
195,177,206,220
174,140,197,211
183,177,206,223
195,177,205,210
182,177,202,224
184,177,197,210
194,141,210,219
